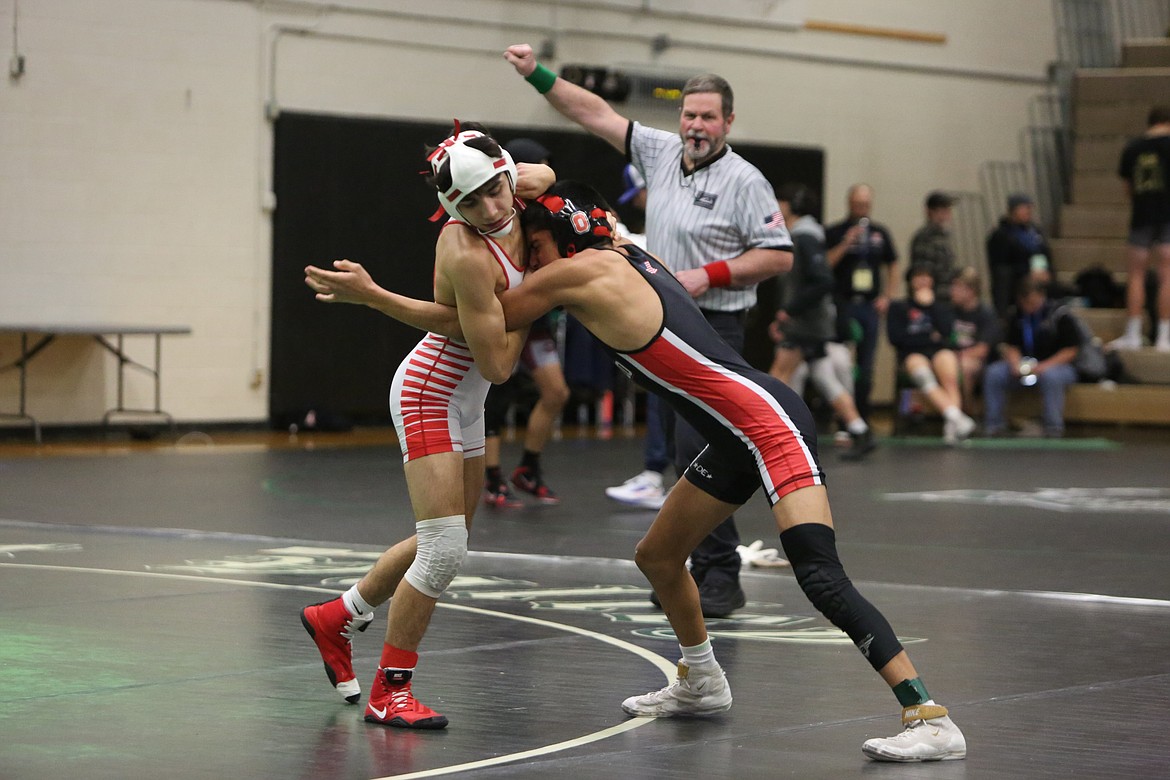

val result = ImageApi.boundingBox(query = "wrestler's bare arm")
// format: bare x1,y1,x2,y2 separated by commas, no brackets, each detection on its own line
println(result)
304,260,463,338
515,163,555,198
439,230,529,384
499,250,664,352
504,44,629,153
498,264,591,331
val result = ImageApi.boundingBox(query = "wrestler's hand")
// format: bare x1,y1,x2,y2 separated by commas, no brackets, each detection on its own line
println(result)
504,44,537,77
304,259,380,305
674,267,710,298
767,320,785,344
768,310,790,342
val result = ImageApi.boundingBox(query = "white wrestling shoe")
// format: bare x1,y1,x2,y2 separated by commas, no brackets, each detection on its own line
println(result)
605,469,666,509
862,703,967,762
621,661,732,717
943,413,976,445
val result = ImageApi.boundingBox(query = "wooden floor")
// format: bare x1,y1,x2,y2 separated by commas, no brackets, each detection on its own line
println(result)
2,424,1170,778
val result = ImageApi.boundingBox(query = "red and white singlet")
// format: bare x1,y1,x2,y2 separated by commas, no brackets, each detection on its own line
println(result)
389,224,525,462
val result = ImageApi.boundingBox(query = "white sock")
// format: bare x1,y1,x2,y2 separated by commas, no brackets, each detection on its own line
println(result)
943,406,963,423
1126,317,1142,339
911,367,938,392
846,418,869,435
343,584,375,616
679,638,716,670
1157,320,1169,344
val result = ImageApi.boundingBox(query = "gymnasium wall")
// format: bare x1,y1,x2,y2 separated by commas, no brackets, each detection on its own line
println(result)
0,0,1057,426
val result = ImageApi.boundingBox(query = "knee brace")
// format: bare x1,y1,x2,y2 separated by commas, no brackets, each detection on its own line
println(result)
910,366,939,393
786,360,810,398
780,523,903,670
483,385,511,438
810,356,847,405
404,515,468,598
825,343,855,395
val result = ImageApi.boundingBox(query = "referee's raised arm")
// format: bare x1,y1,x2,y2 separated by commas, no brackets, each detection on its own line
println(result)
504,44,630,153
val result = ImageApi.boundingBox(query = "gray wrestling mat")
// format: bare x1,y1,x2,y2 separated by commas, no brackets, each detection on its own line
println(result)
2,429,1169,778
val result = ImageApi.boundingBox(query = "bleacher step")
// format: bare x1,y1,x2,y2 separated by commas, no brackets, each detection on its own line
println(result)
1122,39,1170,68
1015,384,1170,425
1059,203,1129,238
1049,237,1127,275
1072,172,1127,205
1067,383,1170,423
1075,308,1132,342
1075,102,1153,137
1074,68,1170,102
1074,137,1128,173
1116,348,1170,385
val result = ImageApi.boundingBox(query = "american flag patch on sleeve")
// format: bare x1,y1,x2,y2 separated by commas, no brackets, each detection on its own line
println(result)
763,211,786,229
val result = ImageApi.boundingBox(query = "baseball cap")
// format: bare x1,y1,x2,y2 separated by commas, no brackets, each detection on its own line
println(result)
503,138,551,165
1007,192,1034,211
617,164,646,204
925,190,954,209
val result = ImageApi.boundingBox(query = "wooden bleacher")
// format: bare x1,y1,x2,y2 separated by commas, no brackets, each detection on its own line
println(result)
1047,38,1170,426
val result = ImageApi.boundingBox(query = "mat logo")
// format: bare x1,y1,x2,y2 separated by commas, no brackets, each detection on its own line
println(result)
884,487,1170,514
150,546,544,590
148,546,382,578
0,543,83,556
445,582,925,647
150,547,925,647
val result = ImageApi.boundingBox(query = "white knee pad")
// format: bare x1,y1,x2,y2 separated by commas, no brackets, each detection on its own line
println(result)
404,514,468,598
910,366,939,393
825,342,855,394
789,361,810,397
810,356,847,404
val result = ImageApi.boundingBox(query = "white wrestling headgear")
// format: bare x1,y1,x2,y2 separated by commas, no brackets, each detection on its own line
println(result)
427,122,519,236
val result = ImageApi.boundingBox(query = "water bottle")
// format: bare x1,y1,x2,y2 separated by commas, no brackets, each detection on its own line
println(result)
1019,357,1038,387
857,217,870,255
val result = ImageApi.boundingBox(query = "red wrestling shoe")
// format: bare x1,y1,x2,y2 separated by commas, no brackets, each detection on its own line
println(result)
300,598,373,703
511,466,560,504
363,668,449,729
483,479,523,508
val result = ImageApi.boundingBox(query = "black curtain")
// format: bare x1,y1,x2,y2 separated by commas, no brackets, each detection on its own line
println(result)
270,111,823,426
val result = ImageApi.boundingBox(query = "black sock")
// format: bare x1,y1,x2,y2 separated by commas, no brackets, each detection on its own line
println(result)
521,450,541,471
485,466,503,487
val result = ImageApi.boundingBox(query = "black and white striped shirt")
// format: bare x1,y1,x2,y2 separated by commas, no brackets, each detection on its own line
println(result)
628,122,792,312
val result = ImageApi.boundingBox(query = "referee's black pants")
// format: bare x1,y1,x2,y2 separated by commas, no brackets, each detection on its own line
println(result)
673,309,746,586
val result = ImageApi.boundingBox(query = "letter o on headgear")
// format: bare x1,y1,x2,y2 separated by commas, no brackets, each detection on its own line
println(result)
535,192,612,257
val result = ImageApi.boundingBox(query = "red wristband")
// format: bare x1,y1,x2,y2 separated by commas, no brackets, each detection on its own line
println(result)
703,260,732,288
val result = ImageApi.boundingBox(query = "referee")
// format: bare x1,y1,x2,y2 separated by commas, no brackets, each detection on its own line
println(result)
505,43,793,617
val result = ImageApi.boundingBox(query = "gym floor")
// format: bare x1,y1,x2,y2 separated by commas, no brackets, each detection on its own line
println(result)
2,424,1169,779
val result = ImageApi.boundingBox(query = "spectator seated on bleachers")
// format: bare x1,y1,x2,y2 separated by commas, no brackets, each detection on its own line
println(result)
887,265,976,444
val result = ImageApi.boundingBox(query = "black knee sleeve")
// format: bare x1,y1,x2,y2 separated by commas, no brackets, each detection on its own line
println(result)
483,382,513,437
780,523,903,671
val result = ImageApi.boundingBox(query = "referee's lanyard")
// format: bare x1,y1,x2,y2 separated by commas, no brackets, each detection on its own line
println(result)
1021,313,1039,358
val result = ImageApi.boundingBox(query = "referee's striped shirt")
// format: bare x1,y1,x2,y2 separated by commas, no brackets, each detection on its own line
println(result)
628,122,792,312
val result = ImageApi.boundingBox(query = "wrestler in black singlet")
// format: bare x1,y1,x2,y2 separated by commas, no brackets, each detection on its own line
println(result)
598,243,826,507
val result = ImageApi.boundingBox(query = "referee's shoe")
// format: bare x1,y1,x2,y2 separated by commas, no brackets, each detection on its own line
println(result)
649,570,745,618
696,575,746,618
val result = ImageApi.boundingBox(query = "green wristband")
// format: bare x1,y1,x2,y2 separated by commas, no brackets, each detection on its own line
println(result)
525,63,557,94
